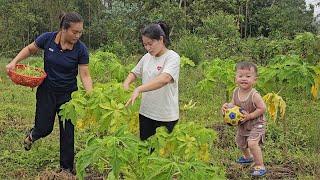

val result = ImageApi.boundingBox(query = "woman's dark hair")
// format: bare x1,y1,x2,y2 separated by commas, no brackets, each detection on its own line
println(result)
59,12,83,30
140,22,170,46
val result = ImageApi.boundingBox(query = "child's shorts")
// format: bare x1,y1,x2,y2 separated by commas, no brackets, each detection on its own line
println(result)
236,125,265,149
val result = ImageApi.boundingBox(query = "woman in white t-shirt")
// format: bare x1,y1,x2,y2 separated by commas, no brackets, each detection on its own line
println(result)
123,22,180,140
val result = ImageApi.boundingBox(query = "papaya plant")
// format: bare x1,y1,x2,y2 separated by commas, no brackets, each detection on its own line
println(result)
311,65,320,101
180,56,195,68
89,51,135,83
75,123,225,180
258,55,319,100
197,58,235,102
59,82,140,135
263,92,286,121
59,59,225,180
76,126,148,180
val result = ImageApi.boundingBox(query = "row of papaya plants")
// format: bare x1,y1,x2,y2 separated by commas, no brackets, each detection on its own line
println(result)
198,55,319,120
59,79,225,179
59,51,228,179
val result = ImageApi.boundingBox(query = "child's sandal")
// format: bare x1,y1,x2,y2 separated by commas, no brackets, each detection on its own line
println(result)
251,166,266,177
236,156,253,164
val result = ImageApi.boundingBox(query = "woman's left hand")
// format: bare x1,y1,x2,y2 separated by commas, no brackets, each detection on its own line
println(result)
125,87,140,106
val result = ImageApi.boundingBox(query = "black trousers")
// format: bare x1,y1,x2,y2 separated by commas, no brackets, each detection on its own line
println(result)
139,114,178,140
30,83,74,171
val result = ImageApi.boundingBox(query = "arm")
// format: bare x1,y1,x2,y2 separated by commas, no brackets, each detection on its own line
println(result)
123,72,137,90
6,42,39,72
221,90,236,115
79,64,93,92
137,72,172,92
242,93,266,121
125,73,173,106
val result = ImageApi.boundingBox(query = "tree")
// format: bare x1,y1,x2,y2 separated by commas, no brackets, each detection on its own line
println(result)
249,0,316,38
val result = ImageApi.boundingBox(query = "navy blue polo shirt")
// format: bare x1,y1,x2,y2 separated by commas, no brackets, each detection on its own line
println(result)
35,32,89,92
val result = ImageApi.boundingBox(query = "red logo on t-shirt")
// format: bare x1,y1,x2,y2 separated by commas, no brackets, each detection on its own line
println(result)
157,66,162,71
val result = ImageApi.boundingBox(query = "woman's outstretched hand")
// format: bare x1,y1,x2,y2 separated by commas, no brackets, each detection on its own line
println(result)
123,83,130,91
125,87,140,106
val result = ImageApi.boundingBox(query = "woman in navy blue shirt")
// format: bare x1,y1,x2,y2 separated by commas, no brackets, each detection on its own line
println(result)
6,12,92,174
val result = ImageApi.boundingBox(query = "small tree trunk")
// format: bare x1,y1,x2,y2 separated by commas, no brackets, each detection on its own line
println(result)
244,0,249,39
88,1,91,49
238,3,241,36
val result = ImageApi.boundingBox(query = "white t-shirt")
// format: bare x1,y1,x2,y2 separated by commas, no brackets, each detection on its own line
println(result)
131,50,180,122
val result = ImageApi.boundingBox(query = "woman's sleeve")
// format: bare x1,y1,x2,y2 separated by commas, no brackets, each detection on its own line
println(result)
131,56,145,78
79,43,89,64
34,32,50,49
162,54,180,82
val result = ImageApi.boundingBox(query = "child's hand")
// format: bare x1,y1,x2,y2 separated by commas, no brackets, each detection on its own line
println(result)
221,103,234,115
221,103,229,115
240,110,252,123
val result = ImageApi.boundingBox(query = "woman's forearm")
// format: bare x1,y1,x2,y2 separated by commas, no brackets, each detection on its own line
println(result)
123,72,137,89
124,73,137,85
81,76,93,92
11,43,38,64
137,73,172,93
79,65,93,92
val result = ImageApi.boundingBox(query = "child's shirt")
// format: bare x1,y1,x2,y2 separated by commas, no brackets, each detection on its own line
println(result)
233,87,266,136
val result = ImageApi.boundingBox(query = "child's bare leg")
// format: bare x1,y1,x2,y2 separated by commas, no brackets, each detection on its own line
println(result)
248,139,264,167
241,148,252,159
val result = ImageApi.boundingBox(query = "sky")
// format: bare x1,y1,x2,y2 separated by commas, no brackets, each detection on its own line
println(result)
305,0,320,18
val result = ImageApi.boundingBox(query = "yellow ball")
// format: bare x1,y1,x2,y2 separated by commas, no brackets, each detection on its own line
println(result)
224,105,244,126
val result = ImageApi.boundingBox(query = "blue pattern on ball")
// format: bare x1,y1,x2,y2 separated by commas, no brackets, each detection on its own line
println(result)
229,112,236,119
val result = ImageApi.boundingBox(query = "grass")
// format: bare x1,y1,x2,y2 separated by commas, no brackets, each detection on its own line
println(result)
179,65,320,179
0,58,61,179
0,57,320,179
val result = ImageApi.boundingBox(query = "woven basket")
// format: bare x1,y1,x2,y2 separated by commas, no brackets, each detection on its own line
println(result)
8,64,47,88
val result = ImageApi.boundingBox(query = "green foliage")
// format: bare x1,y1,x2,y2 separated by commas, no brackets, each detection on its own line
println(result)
143,156,225,180
197,12,240,41
0,0,318,58
89,51,134,82
75,123,225,180
240,37,294,65
0,0,78,57
180,56,195,68
98,41,129,58
76,126,145,179
88,54,107,82
196,12,241,59
197,59,235,102
175,34,206,64
293,32,319,64
59,90,88,125
187,0,238,30
148,122,217,162
98,1,141,53
249,0,315,38
59,82,139,135
145,1,188,39
1,50,320,179
258,55,318,96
